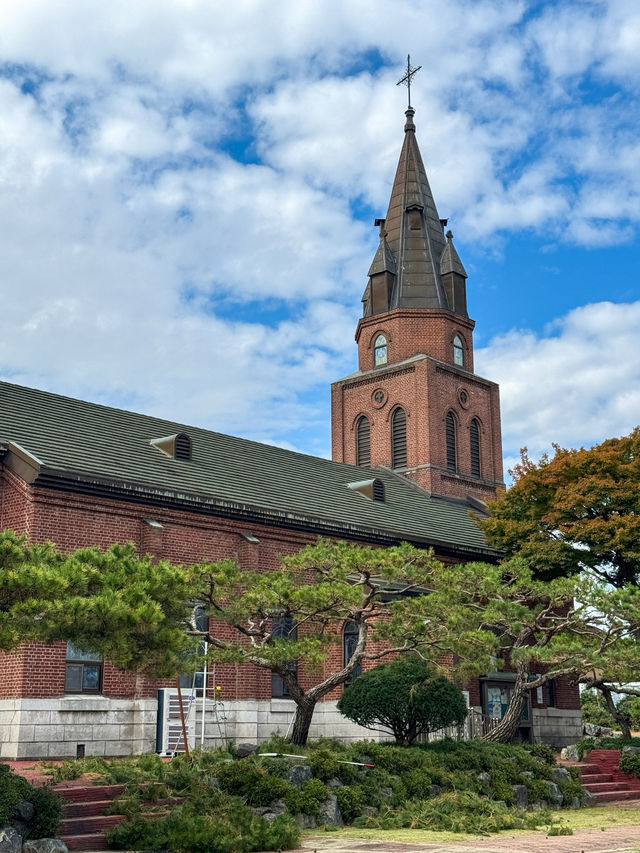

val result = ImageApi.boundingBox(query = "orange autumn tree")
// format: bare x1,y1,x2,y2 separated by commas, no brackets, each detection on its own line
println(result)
482,428,640,588
481,427,640,736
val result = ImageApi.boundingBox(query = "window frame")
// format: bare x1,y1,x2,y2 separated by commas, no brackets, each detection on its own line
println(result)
470,417,481,477
271,616,298,699
65,643,103,695
373,334,388,367
445,411,457,472
343,620,362,685
355,415,371,467
453,335,464,367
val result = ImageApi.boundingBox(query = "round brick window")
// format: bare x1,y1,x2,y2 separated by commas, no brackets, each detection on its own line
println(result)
372,388,388,408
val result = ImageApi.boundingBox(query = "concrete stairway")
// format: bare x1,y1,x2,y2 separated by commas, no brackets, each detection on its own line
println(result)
576,749,640,803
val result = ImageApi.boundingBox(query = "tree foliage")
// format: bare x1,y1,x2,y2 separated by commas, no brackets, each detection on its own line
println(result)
188,538,497,745
0,530,192,675
337,657,467,744
481,428,640,586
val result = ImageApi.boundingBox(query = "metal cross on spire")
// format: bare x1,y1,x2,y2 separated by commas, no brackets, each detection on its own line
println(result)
396,54,421,108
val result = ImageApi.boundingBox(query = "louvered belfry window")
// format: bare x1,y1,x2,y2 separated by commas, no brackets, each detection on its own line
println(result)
445,411,457,472
356,416,371,466
470,418,481,477
391,407,407,469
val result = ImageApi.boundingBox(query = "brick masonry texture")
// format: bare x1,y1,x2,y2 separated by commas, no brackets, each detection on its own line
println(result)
332,308,504,501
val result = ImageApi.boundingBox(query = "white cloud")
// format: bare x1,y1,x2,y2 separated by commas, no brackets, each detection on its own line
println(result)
476,301,640,461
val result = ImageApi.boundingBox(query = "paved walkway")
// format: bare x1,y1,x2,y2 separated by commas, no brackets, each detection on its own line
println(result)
298,825,640,853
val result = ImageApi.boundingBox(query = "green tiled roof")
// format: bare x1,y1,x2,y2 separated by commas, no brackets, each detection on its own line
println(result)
0,381,494,556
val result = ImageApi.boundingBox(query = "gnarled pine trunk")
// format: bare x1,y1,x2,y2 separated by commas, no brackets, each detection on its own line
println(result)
289,697,316,746
482,671,529,744
601,684,632,740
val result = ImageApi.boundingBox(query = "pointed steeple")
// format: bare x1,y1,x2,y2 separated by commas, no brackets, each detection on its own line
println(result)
362,107,467,317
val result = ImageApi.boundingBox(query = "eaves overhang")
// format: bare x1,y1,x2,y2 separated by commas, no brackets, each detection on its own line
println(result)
30,467,501,562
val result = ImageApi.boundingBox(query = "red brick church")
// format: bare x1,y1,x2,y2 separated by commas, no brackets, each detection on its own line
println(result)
0,106,581,759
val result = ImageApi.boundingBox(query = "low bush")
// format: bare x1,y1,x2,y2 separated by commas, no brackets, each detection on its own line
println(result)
335,785,366,823
0,764,61,838
352,791,552,834
619,752,640,778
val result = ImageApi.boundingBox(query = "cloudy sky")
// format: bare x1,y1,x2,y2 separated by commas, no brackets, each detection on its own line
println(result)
0,0,638,475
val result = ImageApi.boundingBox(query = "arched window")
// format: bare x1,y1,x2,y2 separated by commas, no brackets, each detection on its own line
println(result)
271,616,298,698
343,620,362,684
391,407,407,469
356,415,371,466
374,334,387,366
445,411,457,472
470,418,481,477
453,335,464,367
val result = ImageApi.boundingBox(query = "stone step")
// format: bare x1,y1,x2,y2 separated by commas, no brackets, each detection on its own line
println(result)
592,789,640,802
583,781,631,793
60,814,125,835
59,832,108,851
62,799,114,818
57,784,125,802
581,773,614,783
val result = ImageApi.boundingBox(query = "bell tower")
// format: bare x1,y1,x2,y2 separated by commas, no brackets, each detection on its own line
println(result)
331,105,504,502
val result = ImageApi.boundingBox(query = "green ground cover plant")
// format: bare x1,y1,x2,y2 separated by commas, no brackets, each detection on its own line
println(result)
37,736,584,849
0,763,61,838
576,736,637,758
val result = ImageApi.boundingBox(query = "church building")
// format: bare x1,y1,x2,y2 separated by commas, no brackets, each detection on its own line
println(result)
0,105,581,760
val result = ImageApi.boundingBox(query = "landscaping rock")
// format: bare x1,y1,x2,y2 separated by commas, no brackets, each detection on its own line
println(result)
267,799,286,816
571,797,581,809
235,743,258,758
15,800,35,822
318,794,343,827
560,744,580,762
251,807,271,817
379,786,392,801
521,771,534,779
622,745,640,755
362,806,379,817
531,800,549,810
552,766,572,784
477,772,490,783
287,765,312,787
23,842,69,853
0,828,22,853
512,785,528,809
328,777,343,789
583,723,612,737
296,813,316,829
583,789,597,807
430,785,442,798
543,780,564,808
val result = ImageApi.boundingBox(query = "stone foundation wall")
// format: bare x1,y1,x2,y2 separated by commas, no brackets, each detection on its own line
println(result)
0,696,157,759
532,707,582,748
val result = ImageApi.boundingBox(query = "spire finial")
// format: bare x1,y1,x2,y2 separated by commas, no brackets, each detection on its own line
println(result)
396,54,421,109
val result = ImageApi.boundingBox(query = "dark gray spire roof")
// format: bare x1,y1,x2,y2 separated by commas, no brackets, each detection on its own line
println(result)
363,108,469,317
440,230,467,278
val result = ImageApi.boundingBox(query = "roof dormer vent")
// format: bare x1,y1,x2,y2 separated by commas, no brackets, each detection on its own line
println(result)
347,478,385,502
150,433,192,460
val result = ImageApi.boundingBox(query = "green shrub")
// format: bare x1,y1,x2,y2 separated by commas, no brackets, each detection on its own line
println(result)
352,791,551,834
298,779,329,816
402,768,435,799
547,824,573,835
338,659,467,745
307,748,340,781
0,764,61,838
619,752,640,778
335,785,365,823
215,760,290,806
528,743,556,766
580,690,616,728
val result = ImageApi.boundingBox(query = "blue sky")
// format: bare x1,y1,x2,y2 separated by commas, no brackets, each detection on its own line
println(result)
0,0,638,475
